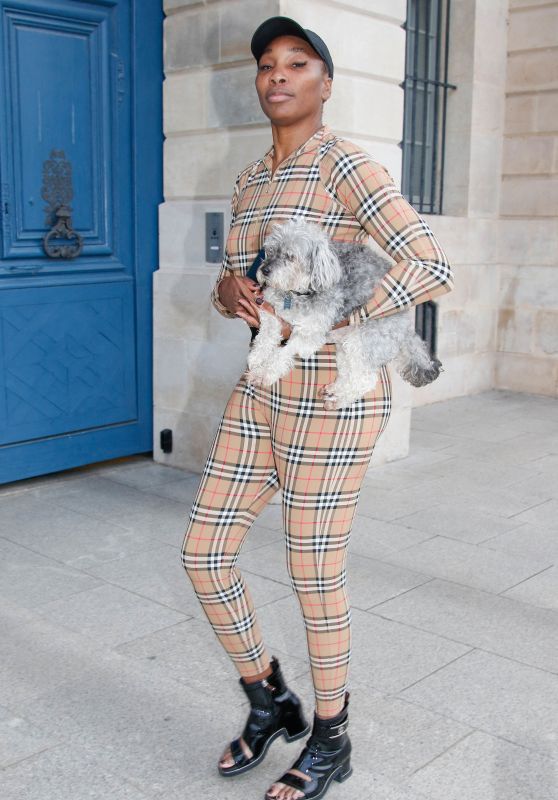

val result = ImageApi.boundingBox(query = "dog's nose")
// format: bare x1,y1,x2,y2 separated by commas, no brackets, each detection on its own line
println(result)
261,265,270,276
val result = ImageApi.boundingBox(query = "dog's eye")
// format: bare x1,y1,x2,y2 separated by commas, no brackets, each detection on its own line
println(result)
285,253,295,262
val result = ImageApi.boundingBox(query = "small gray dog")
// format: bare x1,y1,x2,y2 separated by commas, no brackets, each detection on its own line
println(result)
245,218,442,410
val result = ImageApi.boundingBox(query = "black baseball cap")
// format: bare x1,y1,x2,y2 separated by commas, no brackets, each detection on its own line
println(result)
251,16,334,78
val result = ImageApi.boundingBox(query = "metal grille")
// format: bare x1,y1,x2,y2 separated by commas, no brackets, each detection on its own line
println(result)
401,0,457,214
415,300,438,357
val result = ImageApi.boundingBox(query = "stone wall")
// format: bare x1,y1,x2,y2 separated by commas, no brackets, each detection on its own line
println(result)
412,0,558,405
495,0,558,395
410,0,509,406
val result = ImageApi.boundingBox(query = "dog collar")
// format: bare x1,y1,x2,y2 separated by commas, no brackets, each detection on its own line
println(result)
283,290,315,309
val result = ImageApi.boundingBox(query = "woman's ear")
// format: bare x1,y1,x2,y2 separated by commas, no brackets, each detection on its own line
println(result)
309,234,342,291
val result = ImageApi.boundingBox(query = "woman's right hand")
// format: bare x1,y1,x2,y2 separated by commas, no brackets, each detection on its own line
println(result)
218,273,261,318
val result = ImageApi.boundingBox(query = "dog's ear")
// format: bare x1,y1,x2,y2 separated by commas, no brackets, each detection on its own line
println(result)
309,233,342,291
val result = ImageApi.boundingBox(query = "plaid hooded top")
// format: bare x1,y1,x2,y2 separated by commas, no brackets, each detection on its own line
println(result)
210,124,454,326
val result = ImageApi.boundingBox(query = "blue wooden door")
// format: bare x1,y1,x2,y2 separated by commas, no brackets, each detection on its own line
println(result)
0,0,162,483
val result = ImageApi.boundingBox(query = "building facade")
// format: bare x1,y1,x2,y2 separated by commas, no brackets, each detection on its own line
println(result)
1,0,554,484
156,0,558,473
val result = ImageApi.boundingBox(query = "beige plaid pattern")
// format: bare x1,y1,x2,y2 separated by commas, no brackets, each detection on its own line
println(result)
182,349,392,717
211,124,453,324
183,125,453,717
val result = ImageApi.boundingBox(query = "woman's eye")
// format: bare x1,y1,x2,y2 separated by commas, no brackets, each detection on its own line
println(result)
258,64,272,71
292,61,307,68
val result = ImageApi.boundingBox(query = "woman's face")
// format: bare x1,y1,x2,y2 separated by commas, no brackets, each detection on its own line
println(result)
255,34,332,126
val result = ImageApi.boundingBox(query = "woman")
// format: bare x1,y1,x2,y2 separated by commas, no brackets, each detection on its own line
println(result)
181,16,454,800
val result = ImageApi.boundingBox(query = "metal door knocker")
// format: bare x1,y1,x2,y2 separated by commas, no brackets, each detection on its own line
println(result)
41,149,83,259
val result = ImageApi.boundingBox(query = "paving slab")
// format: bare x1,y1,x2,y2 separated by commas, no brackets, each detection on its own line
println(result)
96,459,194,490
346,553,432,609
26,474,175,515
509,498,558,530
355,483,444,522
406,454,537,492
454,482,555,518
0,705,58,769
0,494,159,570
0,536,102,609
338,690,473,783
373,578,558,673
11,656,247,797
348,515,435,558
28,476,195,546
531,453,558,474
376,534,552,593
502,565,558,610
394,501,525,543
349,607,471,694
0,742,150,800
140,473,205,504
0,599,120,706
34,582,188,648
428,433,558,468
255,502,287,530
405,730,557,800
399,648,558,753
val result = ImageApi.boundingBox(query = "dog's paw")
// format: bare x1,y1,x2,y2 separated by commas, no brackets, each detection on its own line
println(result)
296,345,319,359
318,382,355,410
318,377,378,410
244,369,266,387
246,362,289,387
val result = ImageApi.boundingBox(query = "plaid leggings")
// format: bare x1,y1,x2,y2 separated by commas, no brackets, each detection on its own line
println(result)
181,343,391,717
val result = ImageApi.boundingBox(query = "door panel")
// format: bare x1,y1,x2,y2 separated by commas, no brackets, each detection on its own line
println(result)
0,281,136,444
0,0,162,482
2,1,130,261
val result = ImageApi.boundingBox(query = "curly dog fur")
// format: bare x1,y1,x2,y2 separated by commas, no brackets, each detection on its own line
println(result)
245,219,443,409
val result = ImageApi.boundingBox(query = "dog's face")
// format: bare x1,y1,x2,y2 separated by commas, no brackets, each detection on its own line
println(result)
257,219,342,293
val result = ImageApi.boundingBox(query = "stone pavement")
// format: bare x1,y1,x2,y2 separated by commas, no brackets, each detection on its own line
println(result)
0,389,556,800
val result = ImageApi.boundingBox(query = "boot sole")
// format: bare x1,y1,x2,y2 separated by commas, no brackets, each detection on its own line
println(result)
218,723,311,778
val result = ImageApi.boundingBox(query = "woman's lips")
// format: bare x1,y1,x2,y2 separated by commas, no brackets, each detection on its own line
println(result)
266,92,294,102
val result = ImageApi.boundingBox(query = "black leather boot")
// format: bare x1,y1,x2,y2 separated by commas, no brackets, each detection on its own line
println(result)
264,691,352,800
218,655,310,777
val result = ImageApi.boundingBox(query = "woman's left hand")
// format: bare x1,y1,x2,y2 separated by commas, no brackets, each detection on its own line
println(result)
236,290,293,340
